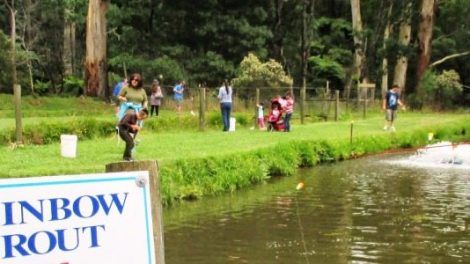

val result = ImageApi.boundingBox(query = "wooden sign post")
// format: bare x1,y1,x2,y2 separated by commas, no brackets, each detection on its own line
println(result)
357,81,375,119
106,160,165,264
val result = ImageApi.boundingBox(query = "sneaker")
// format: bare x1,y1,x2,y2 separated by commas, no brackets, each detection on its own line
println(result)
123,157,134,162
383,126,388,131
390,126,396,132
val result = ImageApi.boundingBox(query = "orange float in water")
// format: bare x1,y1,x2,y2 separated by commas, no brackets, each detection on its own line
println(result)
296,182,305,190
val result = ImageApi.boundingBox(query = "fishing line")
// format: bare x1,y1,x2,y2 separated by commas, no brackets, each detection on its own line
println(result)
294,189,311,264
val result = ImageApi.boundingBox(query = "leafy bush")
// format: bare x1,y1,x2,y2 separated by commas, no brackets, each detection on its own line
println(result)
421,70,463,110
34,80,52,95
1,118,116,145
232,53,293,88
63,75,84,95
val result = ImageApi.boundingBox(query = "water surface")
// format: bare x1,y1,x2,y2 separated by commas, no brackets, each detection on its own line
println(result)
164,151,470,263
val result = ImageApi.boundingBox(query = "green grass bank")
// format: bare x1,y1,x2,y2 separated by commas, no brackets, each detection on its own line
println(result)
1,101,470,205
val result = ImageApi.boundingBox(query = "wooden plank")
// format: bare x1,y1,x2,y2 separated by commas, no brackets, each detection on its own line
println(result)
358,83,376,88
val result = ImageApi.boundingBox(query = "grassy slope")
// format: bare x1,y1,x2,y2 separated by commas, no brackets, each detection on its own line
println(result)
1,110,468,178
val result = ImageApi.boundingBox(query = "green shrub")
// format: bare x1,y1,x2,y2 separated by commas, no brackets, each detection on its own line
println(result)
295,141,321,167
63,75,84,95
3,118,116,145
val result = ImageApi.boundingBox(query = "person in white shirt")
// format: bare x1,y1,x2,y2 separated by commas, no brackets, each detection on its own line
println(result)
217,79,233,131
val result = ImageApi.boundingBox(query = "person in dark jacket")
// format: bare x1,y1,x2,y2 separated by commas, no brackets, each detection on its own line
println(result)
382,84,405,132
118,108,149,161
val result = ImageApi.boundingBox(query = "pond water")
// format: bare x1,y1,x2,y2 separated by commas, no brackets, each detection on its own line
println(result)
163,144,470,263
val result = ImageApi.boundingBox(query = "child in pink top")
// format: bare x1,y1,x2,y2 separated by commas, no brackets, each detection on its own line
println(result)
283,93,294,132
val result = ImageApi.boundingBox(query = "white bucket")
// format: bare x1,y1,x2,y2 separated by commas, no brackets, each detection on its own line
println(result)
229,117,236,132
60,134,77,158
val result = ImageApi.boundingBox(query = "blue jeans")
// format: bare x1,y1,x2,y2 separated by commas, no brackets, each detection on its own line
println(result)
220,102,232,131
284,112,292,132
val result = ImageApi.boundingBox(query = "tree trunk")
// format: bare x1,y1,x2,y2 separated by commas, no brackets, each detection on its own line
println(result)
24,0,36,94
7,2,17,88
416,0,436,96
392,2,412,96
381,2,393,99
271,0,287,69
6,1,23,145
64,21,77,76
85,0,109,97
350,0,364,81
300,0,314,125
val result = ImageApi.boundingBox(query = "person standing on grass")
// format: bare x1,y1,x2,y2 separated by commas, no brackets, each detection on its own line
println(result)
382,84,405,132
118,73,148,120
283,92,294,132
217,79,233,132
118,108,149,161
256,102,266,130
173,80,185,113
150,79,163,117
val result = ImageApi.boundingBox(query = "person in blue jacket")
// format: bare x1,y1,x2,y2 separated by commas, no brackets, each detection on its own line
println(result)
382,84,405,132
112,78,127,115
173,80,185,113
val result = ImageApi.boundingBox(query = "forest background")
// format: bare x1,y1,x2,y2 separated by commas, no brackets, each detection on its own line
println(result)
0,0,469,110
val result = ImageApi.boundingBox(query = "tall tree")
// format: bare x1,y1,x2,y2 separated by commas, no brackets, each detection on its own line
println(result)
350,0,364,79
18,0,38,94
4,0,23,144
416,0,437,97
300,0,315,124
392,2,413,96
63,0,85,76
381,1,393,98
4,0,17,87
269,0,287,69
85,0,109,97
348,0,365,99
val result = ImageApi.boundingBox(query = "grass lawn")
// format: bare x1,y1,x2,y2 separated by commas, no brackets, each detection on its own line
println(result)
1,110,468,178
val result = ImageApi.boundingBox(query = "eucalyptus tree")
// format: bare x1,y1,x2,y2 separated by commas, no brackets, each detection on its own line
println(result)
392,1,414,96
3,0,23,144
63,0,87,77
3,0,18,88
85,0,109,97
350,0,364,84
416,0,437,97
380,0,393,98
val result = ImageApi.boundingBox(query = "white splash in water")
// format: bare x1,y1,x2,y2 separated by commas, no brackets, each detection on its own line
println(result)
389,141,470,169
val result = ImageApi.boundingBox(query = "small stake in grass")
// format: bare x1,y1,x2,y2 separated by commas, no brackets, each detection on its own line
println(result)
350,121,354,145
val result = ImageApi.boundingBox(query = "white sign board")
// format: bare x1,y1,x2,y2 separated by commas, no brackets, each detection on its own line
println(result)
0,171,155,264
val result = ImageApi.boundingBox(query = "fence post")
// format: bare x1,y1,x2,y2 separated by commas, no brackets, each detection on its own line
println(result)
199,87,206,131
363,86,367,119
105,160,165,264
359,82,376,119
356,80,360,109
14,84,23,145
300,85,306,124
335,90,340,121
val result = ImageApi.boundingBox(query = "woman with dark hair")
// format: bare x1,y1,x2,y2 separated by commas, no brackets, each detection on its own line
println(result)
150,79,163,117
217,79,233,131
117,73,148,120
